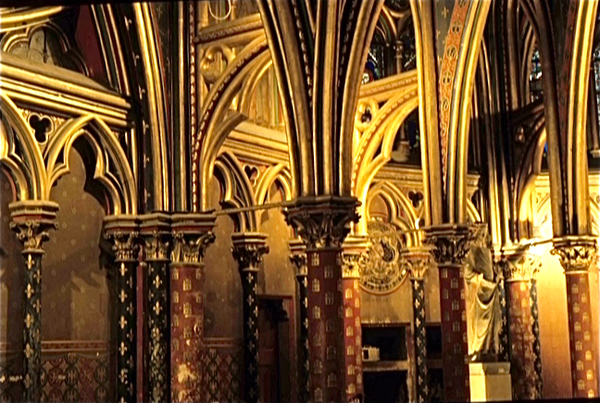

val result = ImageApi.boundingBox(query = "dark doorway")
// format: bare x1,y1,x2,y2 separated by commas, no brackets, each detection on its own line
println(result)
258,297,291,403
364,371,408,403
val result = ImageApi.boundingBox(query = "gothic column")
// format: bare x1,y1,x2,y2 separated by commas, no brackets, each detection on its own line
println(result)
289,239,309,403
104,216,139,403
424,224,471,402
169,214,215,403
551,237,599,398
9,201,58,403
341,236,369,400
231,232,269,403
285,197,359,403
404,247,433,403
140,214,172,403
501,246,542,400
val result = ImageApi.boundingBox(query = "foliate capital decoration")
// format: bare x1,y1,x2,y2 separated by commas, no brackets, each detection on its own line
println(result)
551,236,598,274
232,233,269,271
424,224,471,266
500,246,540,282
108,231,140,262
342,236,370,279
289,239,308,277
171,231,215,265
284,196,360,249
9,201,59,253
403,247,434,280
139,213,171,262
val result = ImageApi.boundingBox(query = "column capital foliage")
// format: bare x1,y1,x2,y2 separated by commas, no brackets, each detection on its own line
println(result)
9,201,59,253
232,233,269,270
551,236,598,273
403,247,434,280
500,246,540,281
424,224,471,266
171,231,215,264
284,196,360,249
289,239,308,276
106,231,140,262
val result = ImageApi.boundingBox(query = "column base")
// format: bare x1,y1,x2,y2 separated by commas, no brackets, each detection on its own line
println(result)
469,362,512,402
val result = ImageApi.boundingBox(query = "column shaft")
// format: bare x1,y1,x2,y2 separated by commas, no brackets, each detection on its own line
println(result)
169,218,215,403
552,238,599,398
289,241,309,403
104,224,139,403
306,248,345,403
438,264,469,401
411,278,428,403
232,232,268,403
141,217,172,403
10,201,58,403
342,277,362,399
506,280,537,399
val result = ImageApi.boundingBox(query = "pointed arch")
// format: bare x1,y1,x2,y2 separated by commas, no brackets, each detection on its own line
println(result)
44,115,137,215
214,151,258,232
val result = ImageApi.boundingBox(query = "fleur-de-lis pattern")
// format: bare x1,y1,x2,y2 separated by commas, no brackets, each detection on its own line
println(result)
289,246,310,403
411,278,428,403
231,234,268,403
530,280,543,398
106,230,138,403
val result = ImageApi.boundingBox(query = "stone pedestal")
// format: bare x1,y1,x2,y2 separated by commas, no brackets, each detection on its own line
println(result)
469,362,512,402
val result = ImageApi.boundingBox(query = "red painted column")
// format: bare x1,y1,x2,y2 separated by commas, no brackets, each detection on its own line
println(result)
552,237,599,398
341,236,369,401
169,214,215,403
285,197,359,403
425,224,471,402
502,246,541,400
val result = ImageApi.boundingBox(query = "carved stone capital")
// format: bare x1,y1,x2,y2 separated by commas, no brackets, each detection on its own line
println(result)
9,201,59,253
403,246,434,280
139,213,172,262
284,196,360,249
424,224,471,266
551,236,598,274
342,236,370,279
171,231,215,265
104,216,139,262
500,245,540,281
289,239,308,277
232,232,269,271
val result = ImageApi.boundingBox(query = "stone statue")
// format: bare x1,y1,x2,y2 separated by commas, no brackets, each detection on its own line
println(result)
464,226,502,362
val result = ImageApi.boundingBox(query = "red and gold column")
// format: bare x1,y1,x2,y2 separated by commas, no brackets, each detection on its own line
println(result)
169,214,215,403
285,197,359,403
289,240,310,403
104,216,140,403
501,246,542,400
551,237,599,398
404,247,433,403
425,224,471,402
341,236,369,401
232,232,269,403
9,201,58,403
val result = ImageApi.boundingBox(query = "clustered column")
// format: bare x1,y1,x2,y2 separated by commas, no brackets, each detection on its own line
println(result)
232,232,269,403
425,224,471,402
404,247,432,403
285,197,359,403
341,236,369,401
289,239,310,403
104,216,139,403
140,214,172,403
9,201,58,403
551,237,599,398
501,246,542,400
169,214,215,403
